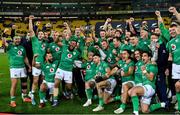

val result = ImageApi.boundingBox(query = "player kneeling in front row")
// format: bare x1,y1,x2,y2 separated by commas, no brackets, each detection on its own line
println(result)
32,53,59,108
74,51,97,107
129,51,166,115
92,53,117,112
3,36,32,107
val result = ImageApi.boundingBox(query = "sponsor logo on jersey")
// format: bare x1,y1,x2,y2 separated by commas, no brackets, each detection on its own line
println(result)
17,50,22,55
67,54,72,58
50,68,54,72
171,44,176,50
87,65,90,69
55,47,60,51
52,64,56,67
135,66,138,71
108,58,111,62
46,66,50,68
42,44,46,50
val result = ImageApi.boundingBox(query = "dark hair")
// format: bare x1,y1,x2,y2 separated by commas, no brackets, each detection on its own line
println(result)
113,37,120,42
123,49,132,56
94,52,101,57
142,50,152,57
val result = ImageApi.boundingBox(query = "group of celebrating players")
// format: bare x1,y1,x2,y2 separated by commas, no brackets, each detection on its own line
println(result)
2,6,180,115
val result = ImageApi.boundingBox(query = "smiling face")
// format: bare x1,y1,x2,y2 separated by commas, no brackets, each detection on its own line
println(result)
142,52,150,64
121,50,130,61
38,31,44,40
13,36,21,45
134,50,141,61
93,55,100,64
75,28,81,36
101,41,108,50
100,30,106,38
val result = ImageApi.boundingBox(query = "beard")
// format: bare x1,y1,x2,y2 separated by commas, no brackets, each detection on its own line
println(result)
68,45,74,51
48,59,53,63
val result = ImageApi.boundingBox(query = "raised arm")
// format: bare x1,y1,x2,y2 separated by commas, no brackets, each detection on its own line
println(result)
29,15,35,37
155,10,170,41
169,7,180,22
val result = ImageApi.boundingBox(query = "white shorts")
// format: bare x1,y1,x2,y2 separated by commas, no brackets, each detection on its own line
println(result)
87,78,96,83
121,81,135,93
135,83,143,87
10,68,27,78
43,80,54,94
32,67,42,76
172,63,180,79
141,84,155,105
104,78,117,94
55,68,73,84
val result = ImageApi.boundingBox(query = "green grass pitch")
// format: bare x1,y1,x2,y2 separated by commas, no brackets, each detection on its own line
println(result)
0,53,175,114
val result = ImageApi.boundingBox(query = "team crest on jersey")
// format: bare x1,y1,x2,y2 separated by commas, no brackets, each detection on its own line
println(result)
42,44,45,49
67,54,72,58
87,65,91,69
108,58,111,62
55,47,60,51
135,66,137,71
46,66,50,68
73,52,76,55
52,64,56,67
50,68,54,72
171,44,176,50
97,72,101,76
17,50,22,55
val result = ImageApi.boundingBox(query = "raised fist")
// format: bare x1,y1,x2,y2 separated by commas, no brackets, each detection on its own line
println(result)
155,11,161,17
29,15,34,20
169,7,177,14
106,18,112,23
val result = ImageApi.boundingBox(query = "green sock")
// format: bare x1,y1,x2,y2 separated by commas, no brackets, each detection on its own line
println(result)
149,103,161,112
176,92,180,111
39,90,46,100
85,88,93,99
119,103,126,110
10,96,16,102
99,97,104,106
54,96,58,101
132,96,139,112
22,93,27,99
113,96,121,101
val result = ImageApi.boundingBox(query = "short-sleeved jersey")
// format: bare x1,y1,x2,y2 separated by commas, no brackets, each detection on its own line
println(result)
7,44,26,68
48,42,62,60
138,38,151,52
95,61,114,79
81,61,97,81
103,48,116,65
58,45,80,71
134,60,144,84
166,35,180,65
117,60,134,82
142,63,158,89
31,36,48,63
42,60,59,83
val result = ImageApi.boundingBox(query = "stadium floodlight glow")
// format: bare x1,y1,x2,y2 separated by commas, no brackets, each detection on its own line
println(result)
42,3,60,5
4,17,22,19
22,2,41,5
3,2,21,4
80,2,96,5
0,12,23,15
43,17,60,19
96,11,133,15
61,3,78,5
62,17,78,19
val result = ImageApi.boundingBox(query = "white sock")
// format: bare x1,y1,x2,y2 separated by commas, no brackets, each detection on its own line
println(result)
161,102,166,108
